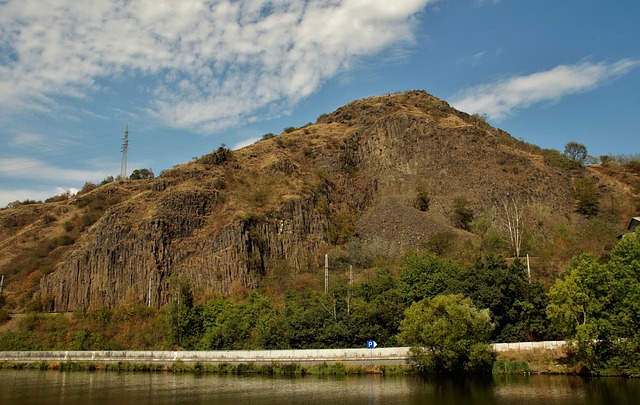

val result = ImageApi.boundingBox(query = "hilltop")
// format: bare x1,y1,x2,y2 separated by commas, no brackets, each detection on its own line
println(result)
0,90,638,312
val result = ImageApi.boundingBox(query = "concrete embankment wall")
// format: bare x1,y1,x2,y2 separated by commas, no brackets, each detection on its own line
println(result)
492,340,566,352
0,342,566,366
0,347,412,366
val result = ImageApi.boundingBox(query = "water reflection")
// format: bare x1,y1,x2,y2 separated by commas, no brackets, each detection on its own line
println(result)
1,370,639,405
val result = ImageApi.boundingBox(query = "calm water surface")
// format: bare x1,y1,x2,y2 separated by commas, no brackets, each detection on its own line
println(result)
1,370,639,405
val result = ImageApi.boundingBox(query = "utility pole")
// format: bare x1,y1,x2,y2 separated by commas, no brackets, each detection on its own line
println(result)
120,123,129,180
324,254,329,294
148,277,152,307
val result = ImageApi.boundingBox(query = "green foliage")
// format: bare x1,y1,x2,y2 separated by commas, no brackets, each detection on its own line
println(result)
492,359,530,374
397,294,494,374
452,197,474,231
129,168,154,180
546,231,640,375
398,252,460,303
459,256,550,342
0,309,10,324
0,331,33,350
99,176,115,186
167,278,201,349
326,209,356,245
261,133,276,140
542,148,582,170
546,254,606,338
1,231,635,378
197,291,280,350
424,232,456,256
344,238,398,268
564,142,588,163
573,177,600,216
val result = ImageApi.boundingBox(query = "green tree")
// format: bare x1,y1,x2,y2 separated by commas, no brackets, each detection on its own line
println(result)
564,142,588,163
397,294,494,374
546,254,609,337
398,252,460,303
197,292,281,350
129,168,154,180
546,232,640,375
424,232,456,256
167,278,201,349
460,256,550,342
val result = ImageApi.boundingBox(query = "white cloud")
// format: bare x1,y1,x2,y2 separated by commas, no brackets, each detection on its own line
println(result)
232,137,262,150
0,186,75,207
0,157,112,183
9,132,46,148
55,187,79,197
0,188,46,207
0,0,435,133
0,155,118,206
451,59,640,121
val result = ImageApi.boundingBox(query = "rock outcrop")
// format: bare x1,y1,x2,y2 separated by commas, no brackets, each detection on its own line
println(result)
29,90,615,311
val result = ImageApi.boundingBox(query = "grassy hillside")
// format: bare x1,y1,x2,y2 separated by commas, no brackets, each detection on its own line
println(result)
0,90,638,313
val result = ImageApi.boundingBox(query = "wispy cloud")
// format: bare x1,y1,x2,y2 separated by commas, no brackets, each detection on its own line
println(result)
0,0,436,133
8,132,46,148
451,59,640,121
232,137,261,151
0,157,112,182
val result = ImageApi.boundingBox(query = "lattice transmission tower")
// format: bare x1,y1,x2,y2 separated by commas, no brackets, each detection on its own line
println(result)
120,123,129,180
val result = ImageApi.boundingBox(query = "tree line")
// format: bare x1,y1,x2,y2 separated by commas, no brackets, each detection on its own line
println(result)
1,231,638,376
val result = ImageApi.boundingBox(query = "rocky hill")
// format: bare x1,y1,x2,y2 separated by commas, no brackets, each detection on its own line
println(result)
1,90,637,312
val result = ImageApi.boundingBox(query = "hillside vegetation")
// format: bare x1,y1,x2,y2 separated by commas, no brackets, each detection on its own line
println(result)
1,90,639,374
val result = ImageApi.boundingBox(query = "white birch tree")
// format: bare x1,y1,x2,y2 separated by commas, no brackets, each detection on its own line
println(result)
497,194,524,258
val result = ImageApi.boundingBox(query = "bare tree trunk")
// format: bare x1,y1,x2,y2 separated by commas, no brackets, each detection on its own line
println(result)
498,194,524,257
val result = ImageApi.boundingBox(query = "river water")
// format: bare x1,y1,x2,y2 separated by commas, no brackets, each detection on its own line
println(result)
1,370,639,405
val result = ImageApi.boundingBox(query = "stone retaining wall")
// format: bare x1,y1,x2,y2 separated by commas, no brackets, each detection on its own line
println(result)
491,341,566,352
0,347,411,366
0,342,567,366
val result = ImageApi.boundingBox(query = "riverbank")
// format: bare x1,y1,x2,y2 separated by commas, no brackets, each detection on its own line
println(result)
0,343,577,376
495,346,579,375
0,359,411,375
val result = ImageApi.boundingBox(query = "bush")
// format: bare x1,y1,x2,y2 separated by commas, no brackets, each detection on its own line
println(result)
542,148,582,170
452,197,473,231
398,294,494,374
413,192,430,211
492,359,530,374
573,177,599,216
0,309,10,324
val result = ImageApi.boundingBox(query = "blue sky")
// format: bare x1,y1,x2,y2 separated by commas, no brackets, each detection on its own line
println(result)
1,0,638,207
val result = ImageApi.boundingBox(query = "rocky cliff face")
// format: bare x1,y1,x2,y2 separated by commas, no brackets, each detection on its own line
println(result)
32,91,594,311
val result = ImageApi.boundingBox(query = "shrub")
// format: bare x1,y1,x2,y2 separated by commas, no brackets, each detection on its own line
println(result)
413,191,430,211
452,197,474,231
573,177,599,216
